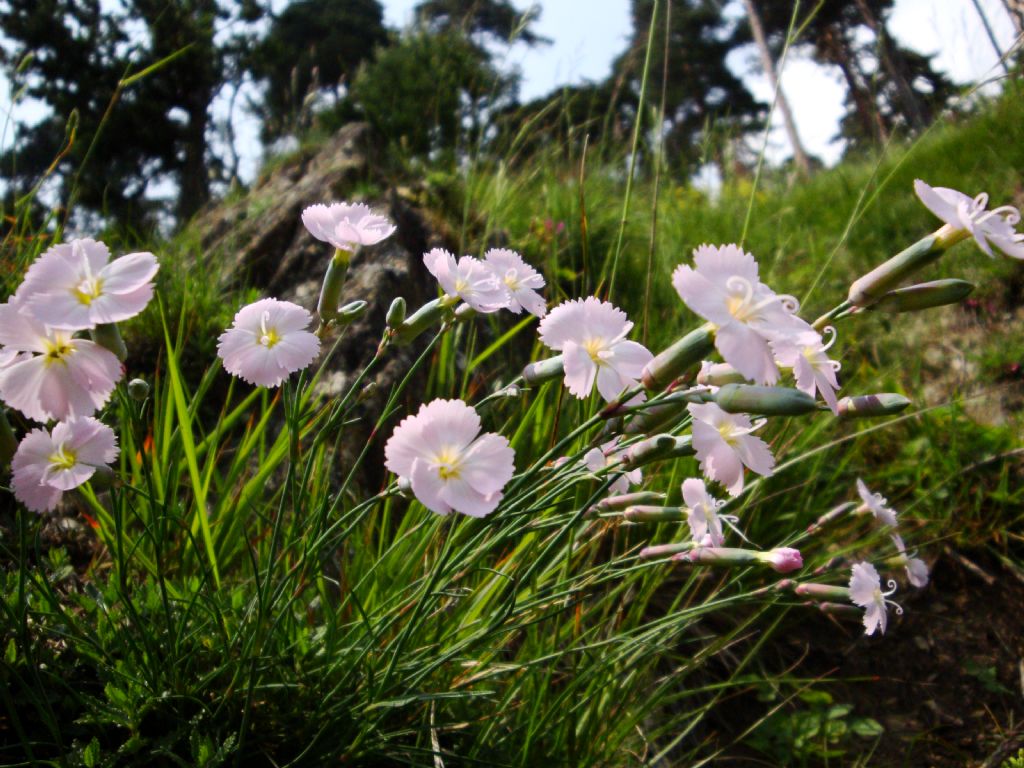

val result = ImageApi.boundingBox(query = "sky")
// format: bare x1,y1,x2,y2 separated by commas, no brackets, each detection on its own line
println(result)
0,0,1019,183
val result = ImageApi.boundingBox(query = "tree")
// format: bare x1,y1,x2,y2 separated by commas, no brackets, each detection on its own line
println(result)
414,0,548,47
249,0,387,140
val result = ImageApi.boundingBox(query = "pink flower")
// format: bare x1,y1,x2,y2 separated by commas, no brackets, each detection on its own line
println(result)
384,399,515,517
301,202,396,251
11,417,118,513
583,438,641,495
914,180,1024,259
772,326,842,414
538,297,653,402
423,248,509,313
682,477,727,546
0,298,122,422
672,244,804,384
483,248,547,317
764,547,803,573
855,478,898,527
688,402,774,496
849,561,901,636
17,239,158,330
891,533,929,588
217,299,320,388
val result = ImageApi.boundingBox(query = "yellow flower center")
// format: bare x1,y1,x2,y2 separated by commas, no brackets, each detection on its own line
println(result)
583,337,606,365
73,276,104,306
726,294,753,322
259,330,281,348
454,278,469,294
48,444,77,471
503,271,521,291
43,338,74,366
435,447,462,480
717,422,738,446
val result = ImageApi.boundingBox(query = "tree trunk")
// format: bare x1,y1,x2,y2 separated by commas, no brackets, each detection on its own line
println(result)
820,25,888,145
741,0,812,175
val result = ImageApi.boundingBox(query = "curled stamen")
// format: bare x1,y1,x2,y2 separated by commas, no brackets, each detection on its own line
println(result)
972,192,989,211
883,578,898,597
820,325,838,351
725,275,755,304
980,205,1022,226
830,360,842,372
776,293,801,314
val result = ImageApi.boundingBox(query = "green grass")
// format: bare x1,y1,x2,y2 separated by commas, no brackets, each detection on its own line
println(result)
1,84,1023,768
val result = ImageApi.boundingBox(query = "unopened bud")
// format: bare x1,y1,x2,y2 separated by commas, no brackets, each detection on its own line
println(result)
815,601,861,615
847,233,944,307
673,546,804,573
622,434,693,470
392,298,444,346
454,304,477,323
317,256,350,322
396,476,413,496
762,547,804,573
385,297,407,327
807,501,857,534
639,541,695,559
357,381,378,403
869,279,975,313
793,582,851,601
522,355,564,386
624,390,709,435
697,361,745,387
836,393,911,419
127,378,150,401
714,384,818,416
338,300,368,322
623,505,687,522
596,491,668,512
495,384,521,398
90,323,128,361
641,325,715,390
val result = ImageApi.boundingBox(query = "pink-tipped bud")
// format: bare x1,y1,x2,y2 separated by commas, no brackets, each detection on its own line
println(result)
835,393,911,420
763,547,803,573
639,541,695,559
697,361,745,387
793,582,851,601
596,491,667,512
641,326,715,390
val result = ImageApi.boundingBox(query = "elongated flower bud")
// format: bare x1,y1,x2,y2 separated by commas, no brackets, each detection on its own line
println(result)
806,501,857,534
623,505,687,522
674,546,804,573
816,601,862,615
714,384,819,416
869,279,974,313
317,248,353,322
454,303,477,324
847,233,945,307
338,300,369,322
836,393,911,419
622,434,694,470
639,541,695,559
697,362,745,387
793,582,851,601
642,325,715,390
385,297,407,327
763,547,804,573
522,355,564,386
624,390,710,435
392,298,444,346
90,323,128,361
596,491,667,512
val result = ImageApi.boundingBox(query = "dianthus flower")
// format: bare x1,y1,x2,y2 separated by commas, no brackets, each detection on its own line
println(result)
682,477,727,547
424,249,509,313
482,248,547,317
18,239,158,330
217,299,320,388
688,401,774,496
890,533,929,588
384,399,515,517
11,417,118,513
915,180,1024,259
0,298,122,422
583,438,641,495
538,297,653,402
672,244,804,385
855,478,898,528
771,325,842,414
301,202,396,251
849,561,901,636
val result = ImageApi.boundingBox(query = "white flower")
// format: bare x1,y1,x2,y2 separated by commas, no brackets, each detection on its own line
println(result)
217,299,320,388
891,533,929,588
538,297,653,402
772,325,842,414
915,180,1024,259
682,477,727,547
301,202,396,251
17,239,158,330
855,478,899,528
11,417,118,513
424,248,509,313
672,244,804,385
583,439,641,495
849,561,901,636
482,248,547,317
688,401,775,496
384,399,515,517
0,297,122,423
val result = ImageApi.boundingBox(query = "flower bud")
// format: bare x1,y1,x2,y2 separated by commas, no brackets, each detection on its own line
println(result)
762,547,804,573
357,381,378,403
836,393,911,420
396,476,413,497
815,601,861,615
793,582,851,601
317,256,350,322
714,384,819,416
673,547,760,567
623,505,687,522
454,303,477,323
90,323,128,361
338,300,369,322
847,233,944,307
596,491,668,512
127,378,150,401
806,501,857,534
392,298,444,346
639,541,695,559
869,279,975,313
697,361,745,387
641,325,715,390
621,434,693,470
522,355,564,386
385,297,407,327
623,390,710,435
